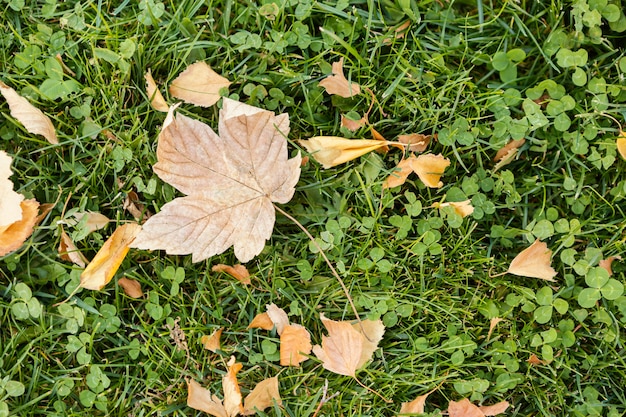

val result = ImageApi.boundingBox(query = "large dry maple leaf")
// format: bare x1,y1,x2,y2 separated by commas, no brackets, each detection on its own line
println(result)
131,98,301,263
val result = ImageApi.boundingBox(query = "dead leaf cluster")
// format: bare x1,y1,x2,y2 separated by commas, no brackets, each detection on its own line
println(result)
399,392,509,416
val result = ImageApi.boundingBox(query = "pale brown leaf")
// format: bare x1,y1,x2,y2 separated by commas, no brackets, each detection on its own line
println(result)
212,263,251,284
479,401,509,416
299,136,387,168
408,153,450,188
494,138,525,163
383,155,417,189
223,356,244,417
0,151,25,227
398,133,431,153
145,70,169,112
201,328,223,352
131,99,301,263
169,62,231,107
67,211,110,234
80,223,142,290
507,239,557,281
242,377,281,415
341,113,367,131
599,256,621,276
398,391,431,415
266,304,289,335
248,312,274,330
527,353,546,366
448,398,484,417
0,81,57,144
487,317,504,341
280,324,312,366
118,277,143,298
312,314,363,377
318,58,361,98
352,319,385,368
123,190,151,222
187,379,228,417
0,199,39,257
58,230,88,267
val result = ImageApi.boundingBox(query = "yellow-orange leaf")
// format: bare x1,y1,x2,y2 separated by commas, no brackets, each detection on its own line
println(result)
0,81,57,144
494,138,525,163
145,69,169,112
201,328,223,353
58,229,88,267
398,391,431,415
187,379,228,417
300,136,387,168
617,130,626,160
79,223,142,290
312,314,364,377
223,357,243,417
212,263,251,284
409,153,450,188
242,377,281,415
383,155,417,189
248,312,274,330
266,304,289,335
318,58,361,98
0,199,39,257
118,277,143,298
398,133,431,153
507,239,557,281
280,324,312,366
169,62,231,107
432,200,474,218
479,401,510,416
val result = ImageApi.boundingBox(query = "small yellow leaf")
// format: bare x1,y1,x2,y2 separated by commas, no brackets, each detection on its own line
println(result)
318,57,361,98
383,155,418,189
312,314,364,377
118,277,143,298
58,229,88,267
408,153,450,188
223,356,243,417
617,130,626,160
0,81,58,144
280,324,312,366
145,70,169,112
266,303,289,335
187,379,228,417
201,328,223,353
80,223,142,290
352,319,385,369
432,200,474,218
169,62,231,107
507,239,557,281
248,312,274,330
212,263,251,284
299,136,387,168
242,377,281,415
0,199,39,257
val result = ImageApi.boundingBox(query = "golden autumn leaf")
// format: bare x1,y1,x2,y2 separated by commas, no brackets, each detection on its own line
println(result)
410,153,450,188
398,133,431,153
280,324,312,366
117,277,143,298
58,229,89,267
432,200,475,218
0,151,24,228
145,69,169,112
617,130,626,160
0,199,39,257
223,357,244,417
248,312,274,330
201,328,223,352
169,62,231,107
0,81,57,144
383,155,417,189
507,239,557,281
398,391,431,415
318,57,361,98
131,99,301,263
242,377,282,415
352,319,385,368
212,264,251,285
299,136,387,168
79,223,142,290
187,379,229,417
448,398,509,417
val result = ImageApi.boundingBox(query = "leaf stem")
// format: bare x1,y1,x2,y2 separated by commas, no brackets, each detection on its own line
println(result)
353,375,392,403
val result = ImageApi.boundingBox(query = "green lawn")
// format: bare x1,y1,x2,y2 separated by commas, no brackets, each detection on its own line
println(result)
1,0,626,416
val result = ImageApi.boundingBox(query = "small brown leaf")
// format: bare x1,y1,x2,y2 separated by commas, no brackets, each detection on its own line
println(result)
494,138,525,163
280,324,312,366
118,277,143,298
187,379,228,417
80,223,142,290
507,239,557,281
0,81,57,144
58,230,89,267
123,190,151,222
242,377,281,415
201,328,223,352
599,255,621,276
479,400,510,416
248,312,274,330
223,356,244,417
527,353,546,366
398,133,431,153
318,57,361,98
266,304,290,335
432,200,474,218
398,391,431,415
67,211,110,234
371,127,389,153
312,314,364,377
341,113,367,131
487,317,504,340
409,153,450,188
145,70,169,112
300,136,388,168
448,398,485,417
0,199,39,257
617,130,626,160
169,62,231,107
212,263,251,284
383,155,417,189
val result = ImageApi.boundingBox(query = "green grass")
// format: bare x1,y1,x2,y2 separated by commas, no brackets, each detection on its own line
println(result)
2,0,626,416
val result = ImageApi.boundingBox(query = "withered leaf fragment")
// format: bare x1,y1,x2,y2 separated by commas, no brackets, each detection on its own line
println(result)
448,398,509,417
201,328,223,352
131,99,301,263
169,62,231,107
58,230,89,267
280,324,312,366
145,70,169,112
398,391,431,415
212,264,251,284
299,136,387,168
242,377,281,415
248,312,274,330
507,239,557,281
0,81,58,144
431,200,474,218
0,199,39,257
398,133,431,153
118,277,143,298
318,57,361,98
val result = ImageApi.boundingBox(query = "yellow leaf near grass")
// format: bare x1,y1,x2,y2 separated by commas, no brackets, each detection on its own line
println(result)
507,239,557,281
242,377,281,415
201,328,223,352
117,277,143,298
299,136,387,168
617,130,626,160
280,324,312,366
58,229,89,267
431,200,474,218
318,57,361,98
145,69,169,112
0,199,39,257
248,312,274,330
212,263,251,284
169,62,231,107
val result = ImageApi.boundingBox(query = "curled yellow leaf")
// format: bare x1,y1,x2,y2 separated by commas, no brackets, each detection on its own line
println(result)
145,69,169,112
409,153,450,188
299,136,387,168
617,130,626,160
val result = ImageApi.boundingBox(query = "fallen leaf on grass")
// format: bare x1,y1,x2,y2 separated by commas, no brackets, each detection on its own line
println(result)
0,150,24,227
242,377,281,415
617,130,626,160
0,199,39,257
507,239,557,281
64,211,110,234
448,398,509,417
145,70,169,112
118,277,143,298
599,255,621,276
80,223,142,290
223,357,244,416
383,153,450,189
318,57,361,98
312,314,384,377
280,324,312,366
299,136,387,168
123,190,151,222
398,133,431,153
352,319,385,368
398,391,431,415
494,138,525,172
341,113,368,131
0,81,57,144
266,303,290,335
431,200,474,218
201,328,223,352
58,229,89,267
248,312,274,330
527,353,546,365
212,264,251,284
131,99,301,263
188,379,229,417
169,62,231,107
383,155,416,189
